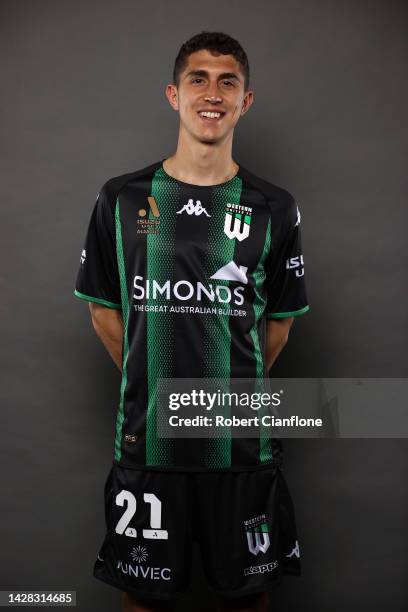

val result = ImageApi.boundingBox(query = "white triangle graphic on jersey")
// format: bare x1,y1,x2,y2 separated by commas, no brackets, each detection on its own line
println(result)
210,261,248,284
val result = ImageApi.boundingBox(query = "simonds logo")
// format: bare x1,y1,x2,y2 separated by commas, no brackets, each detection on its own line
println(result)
133,276,245,306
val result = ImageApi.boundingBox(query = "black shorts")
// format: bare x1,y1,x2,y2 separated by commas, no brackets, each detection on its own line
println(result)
93,463,301,600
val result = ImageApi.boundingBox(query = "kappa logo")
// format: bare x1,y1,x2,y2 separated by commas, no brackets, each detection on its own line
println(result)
286,540,300,558
80,249,86,264
210,261,248,284
295,205,301,227
176,199,211,217
224,203,252,241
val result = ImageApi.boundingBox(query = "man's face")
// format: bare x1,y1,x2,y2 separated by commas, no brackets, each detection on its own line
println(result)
168,49,253,145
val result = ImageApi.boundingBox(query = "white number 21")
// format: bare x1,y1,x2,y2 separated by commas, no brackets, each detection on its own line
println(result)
114,490,168,540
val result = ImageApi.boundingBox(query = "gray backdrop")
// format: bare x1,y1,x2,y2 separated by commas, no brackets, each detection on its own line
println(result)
1,0,407,610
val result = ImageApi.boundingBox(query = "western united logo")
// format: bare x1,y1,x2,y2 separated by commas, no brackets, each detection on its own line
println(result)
137,196,161,235
224,203,252,241
244,514,270,556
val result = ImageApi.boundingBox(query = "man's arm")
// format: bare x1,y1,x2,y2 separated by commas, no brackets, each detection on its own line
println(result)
88,302,123,371
265,317,294,372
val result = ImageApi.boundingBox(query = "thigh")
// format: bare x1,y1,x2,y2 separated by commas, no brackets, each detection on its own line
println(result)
93,465,193,600
194,466,301,598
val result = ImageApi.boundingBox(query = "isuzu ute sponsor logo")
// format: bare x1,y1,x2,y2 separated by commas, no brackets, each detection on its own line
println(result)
177,199,211,217
286,255,304,277
224,203,252,241
137,196,161,234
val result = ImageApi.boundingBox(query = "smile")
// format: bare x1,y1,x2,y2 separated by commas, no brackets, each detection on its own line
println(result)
198,111,225,122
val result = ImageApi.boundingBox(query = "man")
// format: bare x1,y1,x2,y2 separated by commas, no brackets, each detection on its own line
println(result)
74,31,309,612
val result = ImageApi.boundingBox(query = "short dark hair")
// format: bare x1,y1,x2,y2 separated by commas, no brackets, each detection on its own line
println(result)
173,31,250,91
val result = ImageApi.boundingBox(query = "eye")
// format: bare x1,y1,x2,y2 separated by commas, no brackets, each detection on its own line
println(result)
222,80,234,86
192,78,204,84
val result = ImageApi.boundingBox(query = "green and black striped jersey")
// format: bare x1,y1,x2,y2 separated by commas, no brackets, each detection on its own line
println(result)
74,160,309,471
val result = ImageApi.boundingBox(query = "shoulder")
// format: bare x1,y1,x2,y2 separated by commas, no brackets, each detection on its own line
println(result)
98,160,163,208
239,165,298,224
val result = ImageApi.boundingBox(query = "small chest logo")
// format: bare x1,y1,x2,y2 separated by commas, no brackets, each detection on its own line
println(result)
137,196,161,234
224,203,252,241
176,199,211,217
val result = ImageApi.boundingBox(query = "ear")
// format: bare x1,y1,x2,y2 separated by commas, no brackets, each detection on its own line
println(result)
241,89,254,116
165,84,179,112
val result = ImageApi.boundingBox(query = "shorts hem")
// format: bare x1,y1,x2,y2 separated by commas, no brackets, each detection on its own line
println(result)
94,570,187,600
207,575,283,598
207,570,300,599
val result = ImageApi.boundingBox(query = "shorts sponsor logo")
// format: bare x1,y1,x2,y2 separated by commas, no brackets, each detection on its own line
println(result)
244,560,278,576
117,560,172,581
244,513,271,556
117,544,172,581
131,545,148,563
224,203,252,242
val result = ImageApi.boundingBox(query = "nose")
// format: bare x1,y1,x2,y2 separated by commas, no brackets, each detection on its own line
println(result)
204,82,223,103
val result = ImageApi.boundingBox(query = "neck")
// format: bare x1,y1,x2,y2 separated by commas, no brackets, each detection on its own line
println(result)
163,124,238,186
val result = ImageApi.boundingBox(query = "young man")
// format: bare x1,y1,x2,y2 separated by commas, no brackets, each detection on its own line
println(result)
74,31,309,612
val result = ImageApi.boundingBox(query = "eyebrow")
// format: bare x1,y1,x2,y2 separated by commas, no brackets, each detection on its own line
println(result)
184,69,241,82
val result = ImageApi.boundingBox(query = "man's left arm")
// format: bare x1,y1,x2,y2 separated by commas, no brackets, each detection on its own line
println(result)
265,317,294,372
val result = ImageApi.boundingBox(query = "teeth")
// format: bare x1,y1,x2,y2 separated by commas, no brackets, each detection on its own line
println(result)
200,111,222,118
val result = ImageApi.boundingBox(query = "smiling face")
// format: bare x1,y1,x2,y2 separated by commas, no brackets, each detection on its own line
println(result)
167,49,253,145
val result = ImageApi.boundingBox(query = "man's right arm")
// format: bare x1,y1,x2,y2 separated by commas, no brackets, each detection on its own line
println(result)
88,302,123,371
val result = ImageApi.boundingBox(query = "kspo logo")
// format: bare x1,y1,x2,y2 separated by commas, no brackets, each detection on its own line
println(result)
286,255,305,277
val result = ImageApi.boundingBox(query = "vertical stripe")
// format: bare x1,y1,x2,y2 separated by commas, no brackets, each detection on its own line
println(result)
203,176,243,468
114,198,130,460
251,216,274,463
145,168,179,466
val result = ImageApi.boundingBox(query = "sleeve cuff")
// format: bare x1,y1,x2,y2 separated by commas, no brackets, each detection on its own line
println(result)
74,289,122,310
266,305,310,319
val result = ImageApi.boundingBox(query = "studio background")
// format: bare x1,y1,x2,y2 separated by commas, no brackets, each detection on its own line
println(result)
1,0,407,610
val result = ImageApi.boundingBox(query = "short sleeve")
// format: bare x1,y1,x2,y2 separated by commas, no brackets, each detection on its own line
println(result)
265,197,309,319
74,186,122,309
